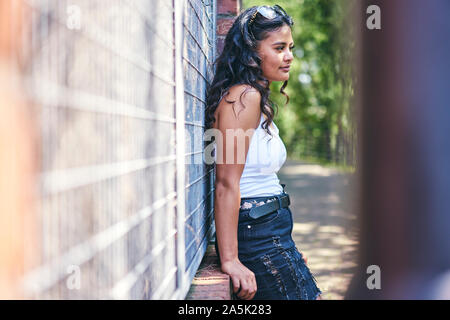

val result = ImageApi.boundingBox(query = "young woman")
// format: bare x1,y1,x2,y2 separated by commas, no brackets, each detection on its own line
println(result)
205,5,322,300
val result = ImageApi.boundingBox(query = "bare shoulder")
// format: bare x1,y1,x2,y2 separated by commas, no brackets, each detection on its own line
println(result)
227,84,261,109
216,84,261,130
227,83,260,98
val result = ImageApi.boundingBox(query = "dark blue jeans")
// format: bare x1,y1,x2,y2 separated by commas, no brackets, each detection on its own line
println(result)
234,193,322,300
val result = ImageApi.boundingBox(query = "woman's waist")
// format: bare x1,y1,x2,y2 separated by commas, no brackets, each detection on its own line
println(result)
240,183,288,210
240,192,285,209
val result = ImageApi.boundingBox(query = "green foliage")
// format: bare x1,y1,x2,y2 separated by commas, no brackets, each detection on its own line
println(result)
243,0,358,168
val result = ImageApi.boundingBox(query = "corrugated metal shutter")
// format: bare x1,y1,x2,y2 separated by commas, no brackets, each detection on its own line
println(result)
17,0,216,299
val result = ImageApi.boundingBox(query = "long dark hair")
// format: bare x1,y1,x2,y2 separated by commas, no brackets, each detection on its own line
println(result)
205,6,294,136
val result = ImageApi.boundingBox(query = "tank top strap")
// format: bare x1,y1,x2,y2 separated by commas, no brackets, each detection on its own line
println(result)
259,113,278,135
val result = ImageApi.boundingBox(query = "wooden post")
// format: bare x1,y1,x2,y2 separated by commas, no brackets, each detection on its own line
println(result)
0,0,37,299
346,0,450,299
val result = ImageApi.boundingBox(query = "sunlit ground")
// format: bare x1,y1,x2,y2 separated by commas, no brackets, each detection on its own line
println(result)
279,160,359,300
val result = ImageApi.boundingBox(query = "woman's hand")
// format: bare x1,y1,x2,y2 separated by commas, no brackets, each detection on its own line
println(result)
221,258,257,300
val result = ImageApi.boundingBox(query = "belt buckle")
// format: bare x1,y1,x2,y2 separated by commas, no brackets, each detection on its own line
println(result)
248,198,279,219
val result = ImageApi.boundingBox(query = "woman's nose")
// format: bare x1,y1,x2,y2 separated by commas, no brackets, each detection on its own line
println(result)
285,50,294,62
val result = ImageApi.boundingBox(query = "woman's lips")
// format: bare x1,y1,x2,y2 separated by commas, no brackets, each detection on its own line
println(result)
280,66,290,72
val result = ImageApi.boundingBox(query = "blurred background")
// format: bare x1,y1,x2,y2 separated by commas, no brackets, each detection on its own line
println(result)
245,0,358,171
1,0,450,300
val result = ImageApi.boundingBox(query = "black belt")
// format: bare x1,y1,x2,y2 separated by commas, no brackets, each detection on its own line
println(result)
242,193,290,219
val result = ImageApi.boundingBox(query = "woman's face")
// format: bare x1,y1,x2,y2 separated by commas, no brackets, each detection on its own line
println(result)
257,24,294,84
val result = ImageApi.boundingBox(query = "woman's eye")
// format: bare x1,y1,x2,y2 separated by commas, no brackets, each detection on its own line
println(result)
276,46,295,51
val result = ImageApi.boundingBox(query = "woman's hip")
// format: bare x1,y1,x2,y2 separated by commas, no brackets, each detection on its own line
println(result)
235,205,323,300
237,206,295,259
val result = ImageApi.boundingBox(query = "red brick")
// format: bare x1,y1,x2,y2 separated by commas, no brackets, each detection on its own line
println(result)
217,0,241,15
186,245,233,300
217,17,235,36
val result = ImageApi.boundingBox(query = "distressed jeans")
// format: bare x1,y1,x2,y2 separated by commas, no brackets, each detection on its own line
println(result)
235,193,322,300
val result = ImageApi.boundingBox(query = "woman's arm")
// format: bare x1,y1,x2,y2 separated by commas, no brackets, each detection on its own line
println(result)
214,85,261,300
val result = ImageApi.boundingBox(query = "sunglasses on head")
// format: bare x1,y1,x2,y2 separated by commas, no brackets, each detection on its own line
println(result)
248,5,289,26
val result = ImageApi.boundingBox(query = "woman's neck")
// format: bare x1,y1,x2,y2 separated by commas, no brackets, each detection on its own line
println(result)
257,80,271,88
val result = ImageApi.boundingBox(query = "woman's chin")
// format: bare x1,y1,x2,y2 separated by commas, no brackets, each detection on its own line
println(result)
277,73,290,81
277,75,290,82
266,74,290,83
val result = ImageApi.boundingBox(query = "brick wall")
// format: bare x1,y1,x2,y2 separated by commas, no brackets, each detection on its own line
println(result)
216,0,241,55
182,0,241,298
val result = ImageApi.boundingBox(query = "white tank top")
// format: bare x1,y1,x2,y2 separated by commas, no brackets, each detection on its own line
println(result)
239,113,287,197
214,113,286,198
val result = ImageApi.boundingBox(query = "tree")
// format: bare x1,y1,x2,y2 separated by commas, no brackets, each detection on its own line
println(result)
243,0,358,168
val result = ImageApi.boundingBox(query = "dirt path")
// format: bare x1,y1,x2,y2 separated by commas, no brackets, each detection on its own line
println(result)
278,159,359,300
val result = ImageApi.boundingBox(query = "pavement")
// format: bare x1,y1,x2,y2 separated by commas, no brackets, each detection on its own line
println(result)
278,159,359,300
